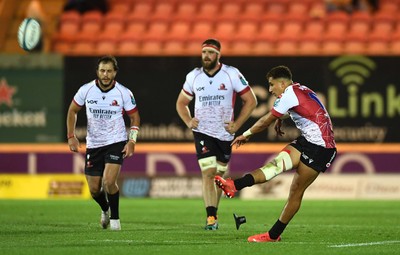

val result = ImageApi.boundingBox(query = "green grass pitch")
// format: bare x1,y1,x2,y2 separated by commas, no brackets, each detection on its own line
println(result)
0,198,399,255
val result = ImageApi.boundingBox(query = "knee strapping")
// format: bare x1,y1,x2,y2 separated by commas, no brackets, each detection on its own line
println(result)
260,150,293,181
198,156,217,171
216,163,228,173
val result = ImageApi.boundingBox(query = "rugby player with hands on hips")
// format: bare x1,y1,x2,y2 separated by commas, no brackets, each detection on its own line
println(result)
67,55,140,231
176,38,257,230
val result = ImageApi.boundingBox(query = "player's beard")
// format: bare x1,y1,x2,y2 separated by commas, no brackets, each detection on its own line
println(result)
201,57,218,71
98,78,114,88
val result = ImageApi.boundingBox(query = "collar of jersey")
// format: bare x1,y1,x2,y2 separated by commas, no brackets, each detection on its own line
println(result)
203,63,222,78
96,79,116,92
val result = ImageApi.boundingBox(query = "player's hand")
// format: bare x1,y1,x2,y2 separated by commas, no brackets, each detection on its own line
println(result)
231,135,249,148
274,119,285,136
122,141,135,158
224,121,237,134
68,137,80,152
187,118,199,129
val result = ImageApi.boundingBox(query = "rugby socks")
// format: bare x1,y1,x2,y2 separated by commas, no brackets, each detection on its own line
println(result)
206,206,217,219
108,191,120,219
268,220,287,239
234,174,255,190
93,190,109,212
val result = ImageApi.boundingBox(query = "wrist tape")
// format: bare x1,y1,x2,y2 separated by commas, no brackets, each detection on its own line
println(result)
129,126,139,143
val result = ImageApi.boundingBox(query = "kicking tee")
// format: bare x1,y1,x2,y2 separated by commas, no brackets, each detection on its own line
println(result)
182,64,251,141
73,80,138,148
271,83,336,148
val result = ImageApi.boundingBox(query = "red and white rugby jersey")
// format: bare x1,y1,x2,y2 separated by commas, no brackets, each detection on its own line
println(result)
182,63,251,141
271,83,336,148
73,80,138,149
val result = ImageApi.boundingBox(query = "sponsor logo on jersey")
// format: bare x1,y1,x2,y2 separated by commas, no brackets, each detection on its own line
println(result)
273,98,281,107
239,76,248,86
86,100,98,104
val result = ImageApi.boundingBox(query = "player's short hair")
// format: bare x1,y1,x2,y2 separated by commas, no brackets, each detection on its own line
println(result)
202,38,221,53
97,55,119,71
266,65,292,80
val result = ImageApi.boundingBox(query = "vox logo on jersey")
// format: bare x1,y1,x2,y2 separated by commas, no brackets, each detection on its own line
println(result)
86,100,98,104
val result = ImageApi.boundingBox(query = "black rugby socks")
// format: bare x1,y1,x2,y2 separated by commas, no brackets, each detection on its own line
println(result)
234,174,255,190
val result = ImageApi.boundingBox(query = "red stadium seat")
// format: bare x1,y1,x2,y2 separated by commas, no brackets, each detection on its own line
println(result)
187,21,214,41
288,2,309,15
196,2,219,21
140,40,164,55
252,40,275,55
275,38,298,55
298,35,322,55
219,2,241,21
80,10,103,35
143,21,169,41
167,21,191,41
96,33,118,55
366,37,390,55
103,12,126,36
213,21,236,42
151,2,175,22
228,41,254,56
174,2,197,22
321,36,344,55
127,2,153,22
232,21,258,41
57,11,81,40
109,0,133,15
163,40,187,55
117,33,141,55
241,2,265,21
343,36,367,54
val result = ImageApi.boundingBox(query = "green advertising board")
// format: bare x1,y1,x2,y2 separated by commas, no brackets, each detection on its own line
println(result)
0,54,63,142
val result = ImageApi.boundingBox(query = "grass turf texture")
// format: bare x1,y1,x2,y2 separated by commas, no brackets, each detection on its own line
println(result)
0,199,399,255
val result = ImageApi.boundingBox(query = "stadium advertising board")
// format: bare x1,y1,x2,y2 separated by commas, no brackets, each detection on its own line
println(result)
0,174,90,199
64,56,400,143
0,55,63,142
1,145,398,175
1,144,399,199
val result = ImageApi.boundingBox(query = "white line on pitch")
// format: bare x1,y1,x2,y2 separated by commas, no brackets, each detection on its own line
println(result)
329,240,400,248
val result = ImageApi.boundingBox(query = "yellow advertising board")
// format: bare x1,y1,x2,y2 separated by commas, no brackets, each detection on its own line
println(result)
0,174,90,199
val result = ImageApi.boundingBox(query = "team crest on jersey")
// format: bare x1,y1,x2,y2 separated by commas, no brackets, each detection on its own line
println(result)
110,100,119,106
131,96,136,105
218,83,227,90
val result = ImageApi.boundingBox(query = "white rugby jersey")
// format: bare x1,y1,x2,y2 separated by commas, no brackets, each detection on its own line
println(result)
182,63,251,141
73,80,138,149
271,83,336,148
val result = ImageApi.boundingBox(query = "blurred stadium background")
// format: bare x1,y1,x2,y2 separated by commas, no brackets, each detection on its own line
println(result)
0,0,399,200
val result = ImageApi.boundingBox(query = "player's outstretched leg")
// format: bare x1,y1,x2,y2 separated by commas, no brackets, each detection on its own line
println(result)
214,176,237,198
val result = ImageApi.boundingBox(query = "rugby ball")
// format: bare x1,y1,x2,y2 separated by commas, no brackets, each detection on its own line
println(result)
17,18,42,52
